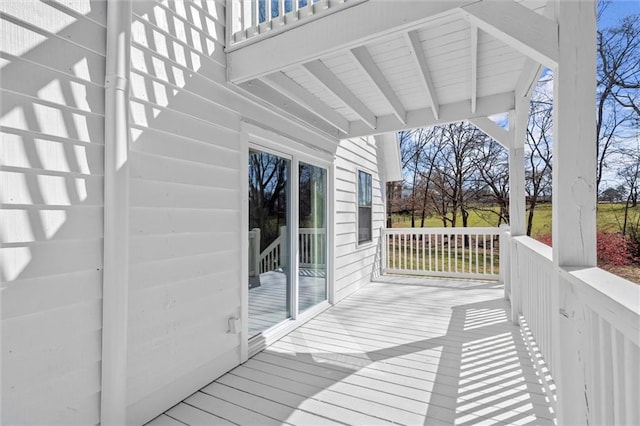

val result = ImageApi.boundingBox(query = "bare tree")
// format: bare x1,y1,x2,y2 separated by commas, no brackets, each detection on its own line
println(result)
471,137,510,226
596,12,640,192
525,82,554,236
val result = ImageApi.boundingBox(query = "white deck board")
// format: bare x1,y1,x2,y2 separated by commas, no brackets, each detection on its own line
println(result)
151,276,555,425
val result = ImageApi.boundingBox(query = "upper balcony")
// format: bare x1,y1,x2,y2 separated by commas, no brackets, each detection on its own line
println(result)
225,0,554,140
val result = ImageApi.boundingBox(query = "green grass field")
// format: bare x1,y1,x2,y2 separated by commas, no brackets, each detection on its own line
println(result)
391,203,640,237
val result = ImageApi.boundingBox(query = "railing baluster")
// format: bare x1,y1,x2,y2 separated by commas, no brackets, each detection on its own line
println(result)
252,0,259,27
421,234,425,271
469,234,478,272
447,234,451,272
392,234,396,270
453,234,457,273
403,234,407,271
483,234,487,274
441,234,445,272
490,236,494,275
428,234,432,271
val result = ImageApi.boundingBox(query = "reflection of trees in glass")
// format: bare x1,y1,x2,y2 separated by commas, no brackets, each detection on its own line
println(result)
299,163,326,228
249,151,288,251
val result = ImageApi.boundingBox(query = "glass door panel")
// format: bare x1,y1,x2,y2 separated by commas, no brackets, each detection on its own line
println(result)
248,150,290,338
298,162,327,312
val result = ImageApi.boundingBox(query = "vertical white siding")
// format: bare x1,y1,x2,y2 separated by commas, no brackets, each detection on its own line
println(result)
0,1,107,424
333,136,385,302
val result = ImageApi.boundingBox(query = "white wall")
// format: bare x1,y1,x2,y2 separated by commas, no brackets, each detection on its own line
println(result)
126,1,338,423
334,136,386,303
1,1,107,424
1,1,387,424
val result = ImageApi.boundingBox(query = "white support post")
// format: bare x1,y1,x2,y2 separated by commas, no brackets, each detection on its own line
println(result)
508,101,527,325
552,1,597,424
101,0,131,424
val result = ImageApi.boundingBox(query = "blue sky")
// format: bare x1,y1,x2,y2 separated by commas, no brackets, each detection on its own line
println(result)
599,0,640,28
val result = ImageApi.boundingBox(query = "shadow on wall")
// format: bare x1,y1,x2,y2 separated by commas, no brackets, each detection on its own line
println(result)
160,285,556,425
1,1,108,424
1,0,232,424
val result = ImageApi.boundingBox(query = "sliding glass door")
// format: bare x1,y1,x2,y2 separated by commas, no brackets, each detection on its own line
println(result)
248,150,290,338
247,149,328,339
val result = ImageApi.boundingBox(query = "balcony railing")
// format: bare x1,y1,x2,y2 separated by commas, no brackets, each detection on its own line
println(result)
226,0,364,47
248,227,326,275
381,227,503,280
508,234,640,424
382,226,639,423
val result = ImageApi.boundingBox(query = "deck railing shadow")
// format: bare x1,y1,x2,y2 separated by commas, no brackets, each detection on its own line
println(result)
165,288,555,425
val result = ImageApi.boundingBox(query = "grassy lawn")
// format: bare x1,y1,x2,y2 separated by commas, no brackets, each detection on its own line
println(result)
391,203,639,237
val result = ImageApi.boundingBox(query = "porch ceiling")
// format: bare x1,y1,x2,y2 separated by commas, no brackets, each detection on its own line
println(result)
227,0,552,139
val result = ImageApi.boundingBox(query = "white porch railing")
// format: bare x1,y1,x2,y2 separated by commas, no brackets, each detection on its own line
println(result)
381,227,502,280
226,0,364,46
258,226,287,273
508,234,640,424
299,228,326,267
250,227,325,274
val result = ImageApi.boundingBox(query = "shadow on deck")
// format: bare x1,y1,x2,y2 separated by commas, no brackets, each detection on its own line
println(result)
150,276,556,425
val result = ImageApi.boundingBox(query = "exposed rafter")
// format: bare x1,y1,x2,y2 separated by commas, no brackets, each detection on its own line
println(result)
303,59,377,130
461,0,558,68
262,71,350,134
470,24,478,114
239,79,343,137
406,30,440,120
350,46,407,125
348,91,515,138
227,0,478,83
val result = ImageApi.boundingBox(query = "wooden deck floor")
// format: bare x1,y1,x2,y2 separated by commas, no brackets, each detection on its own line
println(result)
149,276,556,426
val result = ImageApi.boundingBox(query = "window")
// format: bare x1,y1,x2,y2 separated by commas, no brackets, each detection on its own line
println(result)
358,170,372,244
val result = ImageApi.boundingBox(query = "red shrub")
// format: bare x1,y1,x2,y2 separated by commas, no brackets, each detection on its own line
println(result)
535,232,637,267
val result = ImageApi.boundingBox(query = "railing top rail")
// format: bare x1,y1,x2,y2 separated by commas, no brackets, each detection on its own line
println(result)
562,266,640,345
512,235,553,260
383,227,501,236
299,228,326,234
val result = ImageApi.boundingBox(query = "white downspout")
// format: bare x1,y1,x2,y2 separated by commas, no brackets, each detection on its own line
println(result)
101,0,131,424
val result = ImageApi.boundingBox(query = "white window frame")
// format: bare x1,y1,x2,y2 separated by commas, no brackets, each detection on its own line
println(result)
357,169,373,246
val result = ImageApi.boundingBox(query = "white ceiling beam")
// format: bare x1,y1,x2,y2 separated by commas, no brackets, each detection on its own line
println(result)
303,59,377,130
263,71,350,134
228,0,480,83
461,0,558,68
469,117,511,150
350,46,407,125
515,58,543,99
239,79,344,138
406,30,440,120
514,3,554,99
470,24,478,114
347,91,515,138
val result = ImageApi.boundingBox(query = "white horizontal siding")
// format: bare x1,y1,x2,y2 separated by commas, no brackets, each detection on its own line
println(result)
127,2,241,421
333,136,385,303
0,1,105,424
126,1,339,424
